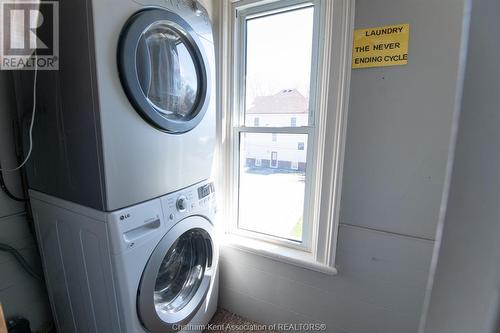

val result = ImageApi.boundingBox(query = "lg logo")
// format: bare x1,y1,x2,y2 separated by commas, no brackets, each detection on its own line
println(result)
0,0,59,70
119,213,131,221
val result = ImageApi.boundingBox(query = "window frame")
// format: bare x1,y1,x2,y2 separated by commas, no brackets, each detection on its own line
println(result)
217,0,355,274
232,0,321,252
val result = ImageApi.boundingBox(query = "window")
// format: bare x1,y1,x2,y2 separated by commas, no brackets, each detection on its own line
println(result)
235,3,315,246
270,151,278,169
220,0,353,274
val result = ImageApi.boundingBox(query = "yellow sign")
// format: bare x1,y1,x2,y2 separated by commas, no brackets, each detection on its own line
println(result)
352,24,410,69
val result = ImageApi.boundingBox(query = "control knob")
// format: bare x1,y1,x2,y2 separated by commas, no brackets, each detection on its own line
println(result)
176,195,188,212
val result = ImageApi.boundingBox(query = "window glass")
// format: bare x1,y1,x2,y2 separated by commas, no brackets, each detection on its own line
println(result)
244,7,314,127
239,133,308,241
236,4,316,244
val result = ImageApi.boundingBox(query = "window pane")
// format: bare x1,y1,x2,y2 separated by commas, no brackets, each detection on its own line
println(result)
238,132,308,241
244,7,314,127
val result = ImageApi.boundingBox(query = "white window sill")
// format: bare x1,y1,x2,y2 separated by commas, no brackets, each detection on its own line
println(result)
221,234,338,275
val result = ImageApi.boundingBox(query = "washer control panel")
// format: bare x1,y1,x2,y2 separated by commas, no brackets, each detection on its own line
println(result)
197,182,215,200
108,180,216,254
161,180,216,228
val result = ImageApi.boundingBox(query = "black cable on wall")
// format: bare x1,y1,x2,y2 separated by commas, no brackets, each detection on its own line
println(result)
0,243,41,280
0,160,26,202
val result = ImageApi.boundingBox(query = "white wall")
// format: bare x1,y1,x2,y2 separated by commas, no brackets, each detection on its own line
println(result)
217,0,469,332
0,71,52,330
422,0,500,331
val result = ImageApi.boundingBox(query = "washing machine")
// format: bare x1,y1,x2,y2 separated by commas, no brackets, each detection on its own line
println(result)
13,0,215,211
30,179,218,333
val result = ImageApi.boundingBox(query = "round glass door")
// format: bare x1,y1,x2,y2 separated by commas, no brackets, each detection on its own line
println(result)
137,217,215,333
118,9,210,133
154,229,210,314
138,21,199,120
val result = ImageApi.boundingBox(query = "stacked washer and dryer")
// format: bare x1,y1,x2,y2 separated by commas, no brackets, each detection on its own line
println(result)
13,0,218,332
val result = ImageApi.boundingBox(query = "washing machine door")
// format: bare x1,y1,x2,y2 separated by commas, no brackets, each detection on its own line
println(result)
137,216,215,332
118,8,210,133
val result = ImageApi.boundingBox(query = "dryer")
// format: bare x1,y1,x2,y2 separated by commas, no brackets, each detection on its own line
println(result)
30,179,218,333
13,0,215,211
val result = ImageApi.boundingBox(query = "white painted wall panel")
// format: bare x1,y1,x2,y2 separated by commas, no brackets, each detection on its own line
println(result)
221,224,434,333
341,0,468,240
422,0,500,331
0,282,52,330
0,214,52,330
0,71,51,330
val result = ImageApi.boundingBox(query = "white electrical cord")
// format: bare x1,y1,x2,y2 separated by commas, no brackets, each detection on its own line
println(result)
0,58,38,172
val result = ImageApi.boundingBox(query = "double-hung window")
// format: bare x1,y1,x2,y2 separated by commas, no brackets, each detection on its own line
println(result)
235,1,319,250
220,0,354,273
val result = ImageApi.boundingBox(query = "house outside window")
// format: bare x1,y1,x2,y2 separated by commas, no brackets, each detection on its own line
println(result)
253,117,260,127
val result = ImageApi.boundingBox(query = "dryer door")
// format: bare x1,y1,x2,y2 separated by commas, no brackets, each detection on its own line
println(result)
137,216,215,332
118,8,210,133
